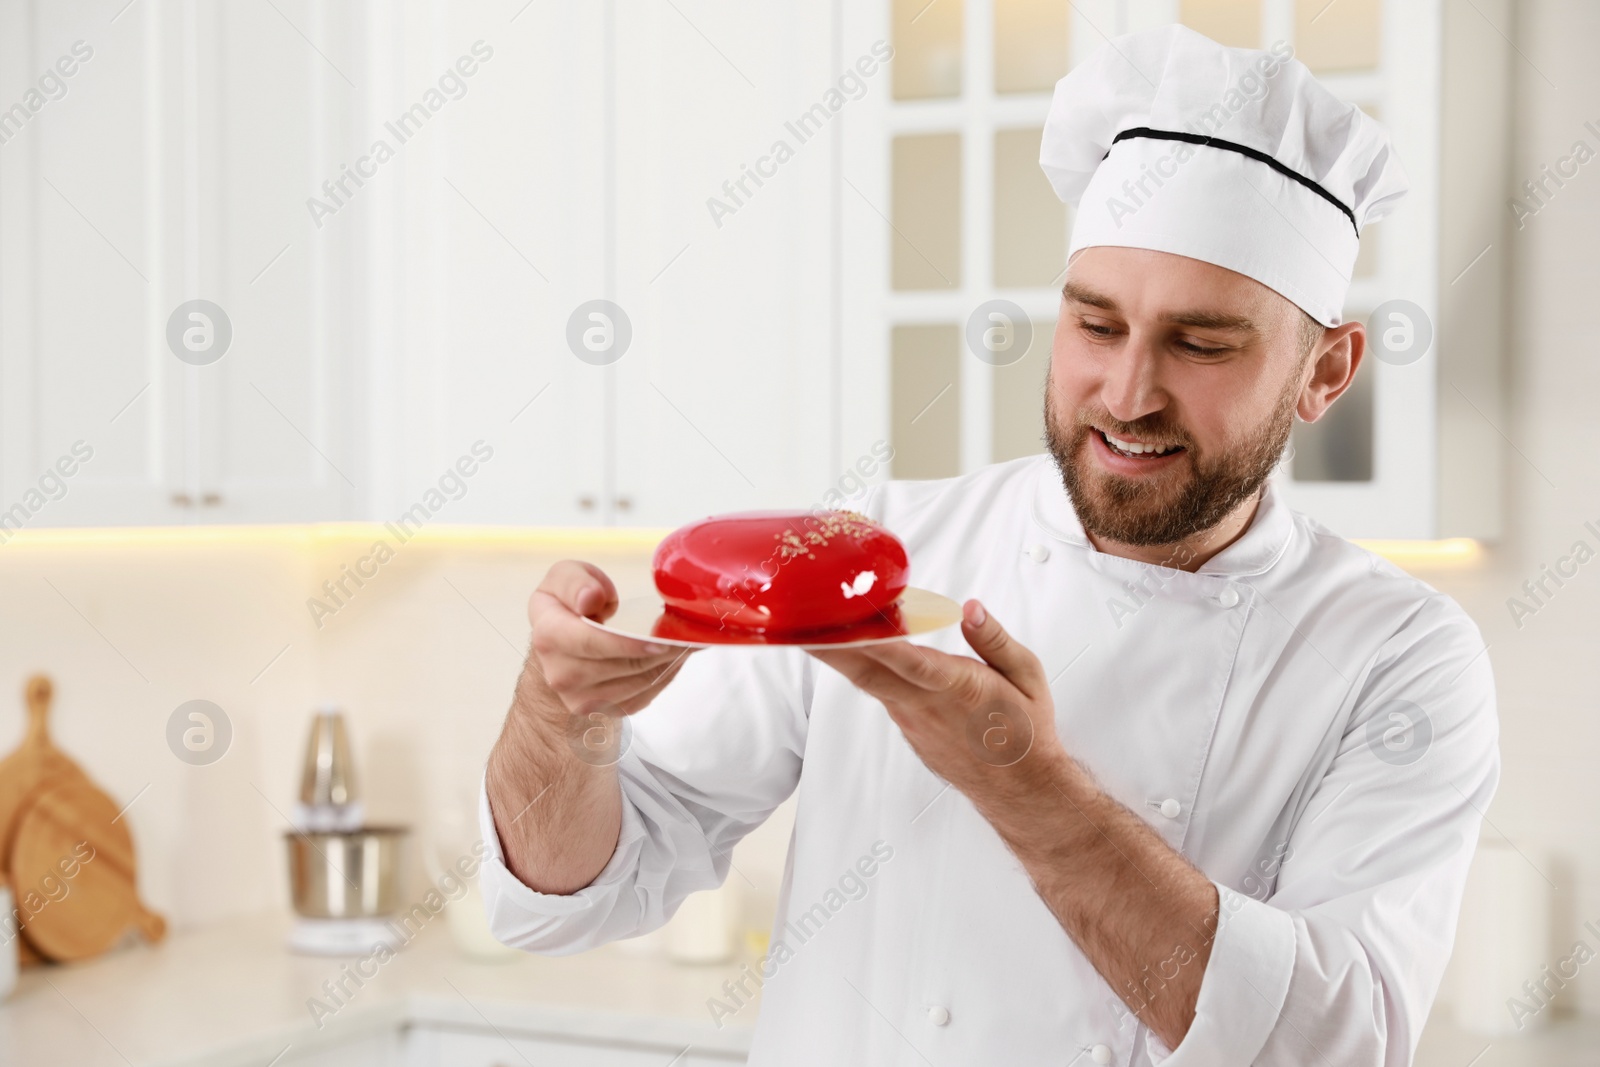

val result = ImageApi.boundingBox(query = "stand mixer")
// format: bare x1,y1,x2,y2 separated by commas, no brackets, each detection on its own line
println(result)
285,706,410,956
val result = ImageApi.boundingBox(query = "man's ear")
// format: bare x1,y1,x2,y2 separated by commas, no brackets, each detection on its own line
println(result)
1298,322,1364,423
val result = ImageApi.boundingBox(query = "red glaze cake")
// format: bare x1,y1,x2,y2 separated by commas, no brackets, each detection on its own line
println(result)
652,510,909,635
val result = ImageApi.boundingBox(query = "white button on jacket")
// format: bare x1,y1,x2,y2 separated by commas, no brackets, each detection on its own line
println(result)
480,454,1500,1066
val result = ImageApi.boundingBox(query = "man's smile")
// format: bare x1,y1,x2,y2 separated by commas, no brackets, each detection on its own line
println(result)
1088,426,1189,476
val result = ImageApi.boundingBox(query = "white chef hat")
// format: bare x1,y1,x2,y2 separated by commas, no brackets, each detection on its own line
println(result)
1039,24,1407,327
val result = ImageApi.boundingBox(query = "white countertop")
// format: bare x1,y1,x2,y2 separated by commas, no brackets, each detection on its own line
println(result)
6,913,1599,1067
0,914,756,1067
1414,1013,1600,1067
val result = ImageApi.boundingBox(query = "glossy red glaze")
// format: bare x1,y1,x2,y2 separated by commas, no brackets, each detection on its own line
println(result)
652,510,910,635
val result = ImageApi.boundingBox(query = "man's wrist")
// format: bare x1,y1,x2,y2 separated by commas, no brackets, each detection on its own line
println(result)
969,739,1080,845
1011,738,1080,805
509,656,570,738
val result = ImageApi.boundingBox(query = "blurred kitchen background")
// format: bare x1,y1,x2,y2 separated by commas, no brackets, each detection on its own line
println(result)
0,0,1594,1064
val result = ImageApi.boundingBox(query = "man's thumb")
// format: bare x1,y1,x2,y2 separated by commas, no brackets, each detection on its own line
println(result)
960,599,1044,697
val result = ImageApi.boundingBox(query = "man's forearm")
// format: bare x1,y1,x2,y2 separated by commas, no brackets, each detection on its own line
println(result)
974,746,1220,1049
485,656,624,895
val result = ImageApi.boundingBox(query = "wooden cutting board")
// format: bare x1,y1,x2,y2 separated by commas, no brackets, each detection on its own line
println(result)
0,676,91,880
9,779,165,962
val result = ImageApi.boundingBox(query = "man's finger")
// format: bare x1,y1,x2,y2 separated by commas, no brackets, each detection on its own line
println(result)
617,649,698,711
530,594,674,663
835,640,965,694
554,646,696,688
537,560,620,620
564,652,695,708
809,649,929,705
960,599,1047,699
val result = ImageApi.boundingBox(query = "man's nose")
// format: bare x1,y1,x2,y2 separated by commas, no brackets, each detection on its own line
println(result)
1101,339,1168,425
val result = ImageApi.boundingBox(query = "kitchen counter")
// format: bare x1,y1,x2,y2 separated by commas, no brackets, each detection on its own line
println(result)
1415,1014,1600,1067
0,914,756,1066
5,913,1600,1066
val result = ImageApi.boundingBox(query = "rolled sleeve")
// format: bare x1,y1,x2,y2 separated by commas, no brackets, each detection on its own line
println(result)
478,645,812,956
477,766,650,935
1146,885,1298,1066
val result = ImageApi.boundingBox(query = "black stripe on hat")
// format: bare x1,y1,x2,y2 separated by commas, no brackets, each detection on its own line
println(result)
1107,126,1359,236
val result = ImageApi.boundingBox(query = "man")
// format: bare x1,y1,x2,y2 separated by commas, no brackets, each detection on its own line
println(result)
480,25,1498,1066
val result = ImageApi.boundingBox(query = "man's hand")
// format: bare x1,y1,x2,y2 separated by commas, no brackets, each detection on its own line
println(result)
528,560,698,719
486,560,696,896
812,597,1219,1050
808,598,1065,803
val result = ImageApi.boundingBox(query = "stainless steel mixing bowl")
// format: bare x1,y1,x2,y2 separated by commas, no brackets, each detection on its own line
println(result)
285,827,408,918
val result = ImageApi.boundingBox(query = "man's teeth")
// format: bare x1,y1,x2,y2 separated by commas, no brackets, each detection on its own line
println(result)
1104,431,1180,456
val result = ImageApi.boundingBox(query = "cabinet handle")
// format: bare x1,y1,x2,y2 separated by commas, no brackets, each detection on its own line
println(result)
201,493,222,506
615,496,632,512
171,492,193,507
577,495,596,511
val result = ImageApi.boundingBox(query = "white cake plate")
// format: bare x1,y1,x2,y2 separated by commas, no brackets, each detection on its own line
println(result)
582,586,964,650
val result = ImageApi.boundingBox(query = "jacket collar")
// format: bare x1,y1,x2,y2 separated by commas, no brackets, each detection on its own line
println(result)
1028,454,1295,578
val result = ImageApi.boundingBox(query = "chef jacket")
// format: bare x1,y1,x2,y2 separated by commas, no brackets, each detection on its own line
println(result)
479,453,1500,1066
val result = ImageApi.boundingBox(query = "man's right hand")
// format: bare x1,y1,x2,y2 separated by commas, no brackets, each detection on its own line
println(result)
486,560,695,896
525,560,697,722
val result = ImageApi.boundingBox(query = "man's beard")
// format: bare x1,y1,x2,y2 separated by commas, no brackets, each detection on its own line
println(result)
1044,370,1299,548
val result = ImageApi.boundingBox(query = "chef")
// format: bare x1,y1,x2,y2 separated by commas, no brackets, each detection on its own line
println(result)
479,24,1499,1067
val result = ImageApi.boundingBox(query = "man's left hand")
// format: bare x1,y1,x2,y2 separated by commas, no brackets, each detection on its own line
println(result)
809,599,1065,802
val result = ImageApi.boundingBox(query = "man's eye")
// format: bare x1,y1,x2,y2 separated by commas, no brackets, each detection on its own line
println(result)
1178,340,1227,356
1079,319,1117,337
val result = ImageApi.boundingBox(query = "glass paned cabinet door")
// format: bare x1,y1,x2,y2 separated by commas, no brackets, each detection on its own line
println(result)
994,0,1070,93
993,127,1068,288
891,133,963,290
1178,0,1262,48
893,0,964,99
1294,0,1381,71
991,320,1052,462
891,324,962,478
1290,358,1375,482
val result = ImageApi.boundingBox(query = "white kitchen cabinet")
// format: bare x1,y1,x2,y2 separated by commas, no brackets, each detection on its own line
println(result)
0,0,360,527
608,0,841,528
368,0,847,528
375,0,846,530
1,0,1511,536
0,0,177,527
838,0,1511,541
404,1024,746,1067
375,1,612,528
0,0,864,529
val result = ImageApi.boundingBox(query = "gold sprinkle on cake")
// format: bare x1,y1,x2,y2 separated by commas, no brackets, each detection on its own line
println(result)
770,510,877,561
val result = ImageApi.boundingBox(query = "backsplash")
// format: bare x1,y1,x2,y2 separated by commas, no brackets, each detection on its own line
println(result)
0,531,793,943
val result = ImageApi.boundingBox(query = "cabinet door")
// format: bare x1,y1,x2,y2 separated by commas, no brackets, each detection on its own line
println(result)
0,1,357,527
386,3,609,527
611,0,840,527
839,0,1466,539
199,0,357,523
0,2,178,526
